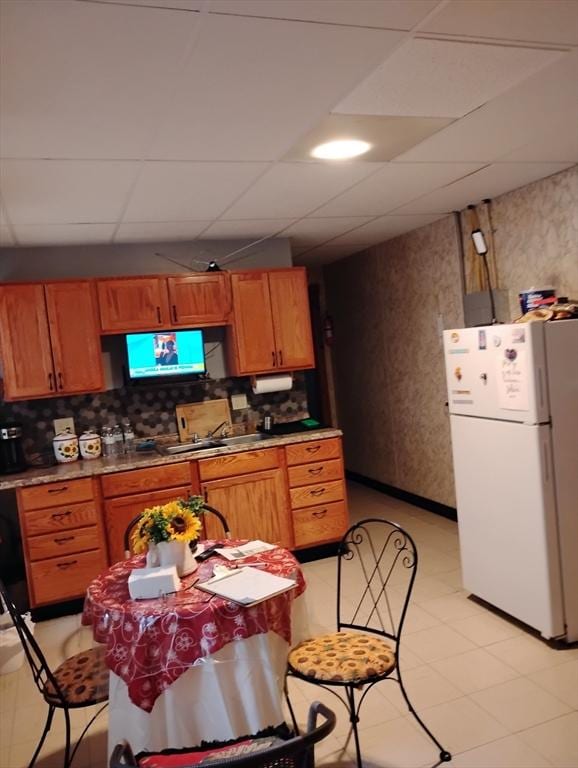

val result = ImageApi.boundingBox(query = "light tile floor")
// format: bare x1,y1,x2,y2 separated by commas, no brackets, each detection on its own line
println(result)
1,481,577,767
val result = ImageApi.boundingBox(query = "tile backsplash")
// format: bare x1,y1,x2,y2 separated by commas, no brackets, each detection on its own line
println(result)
0,374,309,458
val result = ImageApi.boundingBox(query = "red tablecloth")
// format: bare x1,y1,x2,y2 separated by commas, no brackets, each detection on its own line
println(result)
82,542,305,712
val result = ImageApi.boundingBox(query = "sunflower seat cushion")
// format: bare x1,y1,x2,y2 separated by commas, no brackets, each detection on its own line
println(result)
288,631,396,683
45,646,109,706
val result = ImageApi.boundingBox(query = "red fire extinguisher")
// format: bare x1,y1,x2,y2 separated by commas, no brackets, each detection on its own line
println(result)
323,315,334,346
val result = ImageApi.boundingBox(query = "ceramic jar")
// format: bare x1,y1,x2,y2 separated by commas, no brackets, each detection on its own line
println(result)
146,540,198,577
79,430,102,460
52,429,79,464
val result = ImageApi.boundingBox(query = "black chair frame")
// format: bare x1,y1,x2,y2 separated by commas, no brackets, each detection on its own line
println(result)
109,700,336,768
285,518,452,768
0,580,107,768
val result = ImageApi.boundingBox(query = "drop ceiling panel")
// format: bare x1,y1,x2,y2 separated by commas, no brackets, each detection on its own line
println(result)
209,0,440,29
0,160,140,225
123,162,268,222
97,0,203,9
283,216,375,246
334,38,562,118
421,0,578,46
14,223,116,246
0,0,197,159
224,162,377,219
398,162,573,214
201,219,296,239
498,121,578,162
314,162,484,217
328,213,445,245
396,52,578,162
149,13,404,161
115,221,213,243
293,244,366,266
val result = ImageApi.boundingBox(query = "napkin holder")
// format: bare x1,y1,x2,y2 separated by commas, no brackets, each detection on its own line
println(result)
128,565,180,599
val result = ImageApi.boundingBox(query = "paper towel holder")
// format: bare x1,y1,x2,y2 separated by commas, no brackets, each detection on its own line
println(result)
250,373,294,394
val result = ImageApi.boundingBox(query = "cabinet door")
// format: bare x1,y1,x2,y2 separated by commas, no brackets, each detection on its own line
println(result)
45,282,104,395
103,485,191,564
268,268,315,370
97,277,170,332
229,271,277,375
167,274,230,327
0,283,55,399
202,468,292,548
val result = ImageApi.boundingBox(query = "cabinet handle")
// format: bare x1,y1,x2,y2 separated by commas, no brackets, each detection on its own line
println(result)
308,467,323,475
51,510,72,520
56,559,77,570
203,489,208,502
278,349,283,366
48,372,54,391
305,446,321,454
58,372,64,390
272,351,276,366
312,509,327,519
172,304,178,323
156,306,161,323
310,487,326,497
54,535,74,544
48,487,69,495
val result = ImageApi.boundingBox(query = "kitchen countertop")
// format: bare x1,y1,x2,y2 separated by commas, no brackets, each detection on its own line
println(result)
0,429,342,491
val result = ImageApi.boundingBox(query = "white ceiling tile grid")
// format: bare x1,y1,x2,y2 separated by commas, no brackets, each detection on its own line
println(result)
282,216,376,246
326,212,446,246
114,220,214,243
14,223,116,247
201,219,296,239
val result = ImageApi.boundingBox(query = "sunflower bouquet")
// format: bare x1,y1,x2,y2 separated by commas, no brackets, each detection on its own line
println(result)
131,495,204,555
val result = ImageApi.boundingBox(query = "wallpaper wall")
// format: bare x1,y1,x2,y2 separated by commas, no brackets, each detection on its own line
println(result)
325,165,577,508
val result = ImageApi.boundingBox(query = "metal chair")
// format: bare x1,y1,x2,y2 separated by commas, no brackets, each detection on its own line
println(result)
285,519,452,767
123,503,231,558
109,701,335,767
0,579,108,768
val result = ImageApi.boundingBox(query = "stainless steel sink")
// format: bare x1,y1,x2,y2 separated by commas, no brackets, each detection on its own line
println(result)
159,440,224,455
219,433,274,446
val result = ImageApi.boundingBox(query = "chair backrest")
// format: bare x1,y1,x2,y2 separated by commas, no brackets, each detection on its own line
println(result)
123,503,231,558
109,701,335,768
337,518,418,649
0,579,66,706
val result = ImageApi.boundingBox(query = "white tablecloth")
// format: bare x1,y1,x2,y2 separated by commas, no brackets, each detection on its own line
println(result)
107,595,309,756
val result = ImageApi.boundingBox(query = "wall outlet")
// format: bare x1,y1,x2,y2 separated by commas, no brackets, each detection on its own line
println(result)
53,417,75,435
230,393,248,411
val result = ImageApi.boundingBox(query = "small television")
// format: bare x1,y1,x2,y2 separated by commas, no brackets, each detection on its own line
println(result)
125,329,206,382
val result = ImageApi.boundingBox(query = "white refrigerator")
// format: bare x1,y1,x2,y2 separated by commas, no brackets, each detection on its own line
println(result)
443,320,578,642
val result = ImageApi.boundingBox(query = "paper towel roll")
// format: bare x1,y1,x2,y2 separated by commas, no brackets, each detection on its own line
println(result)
251,374,293,395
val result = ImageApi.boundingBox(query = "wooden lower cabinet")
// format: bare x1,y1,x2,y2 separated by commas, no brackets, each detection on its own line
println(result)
293,501,348,549
202,468,293,549
30,550,107,606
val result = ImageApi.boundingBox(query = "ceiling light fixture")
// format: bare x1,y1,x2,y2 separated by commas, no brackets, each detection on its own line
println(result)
310,139,371,160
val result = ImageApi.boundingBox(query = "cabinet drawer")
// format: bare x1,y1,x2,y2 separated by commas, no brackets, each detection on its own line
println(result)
28,526,100,562
288,459,342,488
293,501,348,548
199,449,278,481
290,480,345,510
29,549,107,606
19,478,94,511
101,462,191,498
23,501,99,536
285,438,341,466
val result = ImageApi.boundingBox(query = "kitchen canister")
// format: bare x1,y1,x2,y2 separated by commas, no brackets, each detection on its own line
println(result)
52,429,79,464
79,430,102,460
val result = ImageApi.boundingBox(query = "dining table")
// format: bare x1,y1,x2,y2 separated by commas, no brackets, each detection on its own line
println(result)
81,541,308,757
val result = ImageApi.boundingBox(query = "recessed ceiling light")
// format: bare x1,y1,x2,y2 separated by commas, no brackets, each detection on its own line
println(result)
311,139,371,160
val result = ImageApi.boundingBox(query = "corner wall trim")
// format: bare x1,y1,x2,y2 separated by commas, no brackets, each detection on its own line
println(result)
346,470,457,522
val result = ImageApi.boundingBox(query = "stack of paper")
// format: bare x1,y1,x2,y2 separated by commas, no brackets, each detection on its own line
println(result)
197,566,296,606
216,540,277,561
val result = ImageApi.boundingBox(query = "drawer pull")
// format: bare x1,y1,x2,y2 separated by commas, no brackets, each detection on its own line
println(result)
48,486,69,495
172,304,178,323
54,535,74,544
156,306,161,323
312,509,327,519
308,467,323,475
310,488,326,496
51,510,72,520
306,446,321,454
56,559,78,570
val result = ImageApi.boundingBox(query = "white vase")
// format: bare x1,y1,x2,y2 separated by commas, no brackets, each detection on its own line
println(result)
156,540,198,577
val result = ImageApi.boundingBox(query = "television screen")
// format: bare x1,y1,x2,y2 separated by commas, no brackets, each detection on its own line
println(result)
126,329,206,380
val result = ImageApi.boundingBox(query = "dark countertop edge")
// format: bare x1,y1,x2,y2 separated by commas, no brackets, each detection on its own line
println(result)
0,428,343,491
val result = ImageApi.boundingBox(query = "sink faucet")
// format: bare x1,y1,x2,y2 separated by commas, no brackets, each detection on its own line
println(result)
206,420,229,439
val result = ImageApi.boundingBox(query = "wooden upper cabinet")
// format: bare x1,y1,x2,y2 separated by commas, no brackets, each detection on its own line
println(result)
269,268,314,371
0,284,56,399
97,277,170,333
45,282,104,394
167,274,230,327
229,271,277,374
